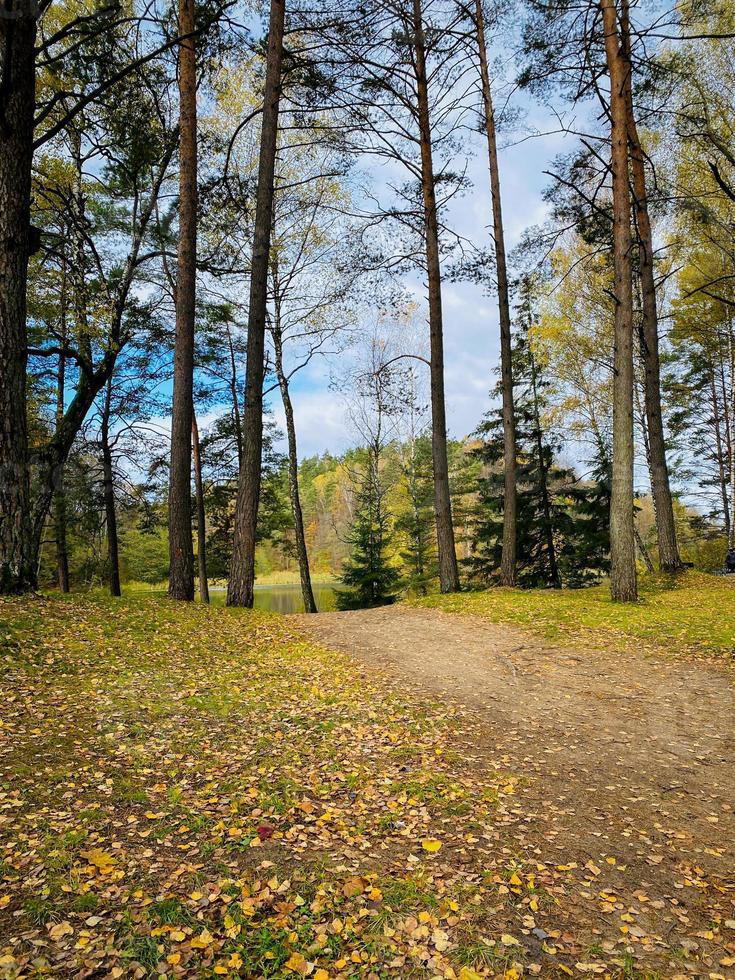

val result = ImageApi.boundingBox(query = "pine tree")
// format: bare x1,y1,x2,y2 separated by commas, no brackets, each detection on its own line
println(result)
337,457,400,610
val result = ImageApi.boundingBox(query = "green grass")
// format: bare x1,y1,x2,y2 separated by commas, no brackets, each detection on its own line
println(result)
409,571,735,660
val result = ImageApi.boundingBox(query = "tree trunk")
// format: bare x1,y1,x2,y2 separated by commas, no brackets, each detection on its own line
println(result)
529,349,561,588
634,524,655,573
168,0,198,601
709,370,730,542
620,0,681,573
191,411,209,603
0,11,37,593
474,0,517,586
728,321,735,548
101,381,121,597
226,323,244,467
228,0,285,607
411,0,460,594
55,271,70,593
601,0,637,601
273,334,318,613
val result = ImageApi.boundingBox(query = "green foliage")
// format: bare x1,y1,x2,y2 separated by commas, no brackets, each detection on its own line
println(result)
470,296,610,589
336,455,401,610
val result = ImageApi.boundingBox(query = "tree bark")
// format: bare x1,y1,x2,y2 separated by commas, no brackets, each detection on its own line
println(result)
272,329,317,613
474,0,517,586
634,524,655,573
709,370,730,542
411,0,460,594
529,348,561,588
101,381,121,597
226,323,243,467
191,411,209,603
168,0,197,601
601,0,637,601
727,321,735,548
0,10,37,593
228,0,285,607
54,265,70,593
620,0,681,573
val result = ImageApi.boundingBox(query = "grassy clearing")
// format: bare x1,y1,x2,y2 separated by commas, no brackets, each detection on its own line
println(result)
1,592,730,978
0,594,524,979
409,572,735,660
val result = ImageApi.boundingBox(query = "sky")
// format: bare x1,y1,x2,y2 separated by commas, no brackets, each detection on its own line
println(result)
271,99,571,460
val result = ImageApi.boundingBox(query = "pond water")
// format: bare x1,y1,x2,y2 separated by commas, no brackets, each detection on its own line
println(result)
209,583,338,614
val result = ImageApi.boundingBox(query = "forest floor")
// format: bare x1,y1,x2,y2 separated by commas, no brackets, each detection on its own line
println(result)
1,578,734,979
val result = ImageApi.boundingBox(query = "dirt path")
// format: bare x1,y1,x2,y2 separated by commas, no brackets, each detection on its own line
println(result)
296,605,735,972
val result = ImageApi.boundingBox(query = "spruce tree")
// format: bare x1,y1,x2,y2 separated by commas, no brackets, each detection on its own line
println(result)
337,458,400,610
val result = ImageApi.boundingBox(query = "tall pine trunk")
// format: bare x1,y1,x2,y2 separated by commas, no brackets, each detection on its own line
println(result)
228,0,285,607
101,381,121,597
0,11,36,593
620,0,681,573
474,0,517,586
601,0,637,601
168,0,198,600
411,0,460,594
191,412,209,603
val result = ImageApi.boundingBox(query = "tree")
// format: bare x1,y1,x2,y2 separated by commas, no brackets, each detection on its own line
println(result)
336,328,403,610
336,460,401,610
168,0,199,601
0,1,200,593
600,0,637,601
618,0,681,572
470,0,517,586
0,6,37,592
228,0,286,607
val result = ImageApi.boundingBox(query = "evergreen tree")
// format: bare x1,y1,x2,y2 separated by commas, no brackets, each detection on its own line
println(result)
470,285,611,588
558,448,611,587
336,455,400,610
395,434,436,595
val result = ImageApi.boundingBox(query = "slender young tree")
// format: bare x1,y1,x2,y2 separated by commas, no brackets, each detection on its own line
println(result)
228,0,286,607
472,0,517,585
270,253,318,613
54,255,70,593
169,0,198,600
191,412,209,603
601,0,637,601
100,380,122,597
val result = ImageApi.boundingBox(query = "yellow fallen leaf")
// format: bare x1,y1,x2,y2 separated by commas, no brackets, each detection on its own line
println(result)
314,971,330,980
422,838,442,853
509,872,522,886
501,934,520,946
459,969,484,980
285,952,309,974
81,848,117,873
167,954,181,965
190,928,213,949
170,930,186,942
48,921,74,941
0,896,9,908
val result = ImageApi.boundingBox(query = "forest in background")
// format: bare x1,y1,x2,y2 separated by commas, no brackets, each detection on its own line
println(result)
2,0,735,610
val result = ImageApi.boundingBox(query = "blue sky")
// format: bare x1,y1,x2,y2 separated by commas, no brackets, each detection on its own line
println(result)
272,100,572,459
